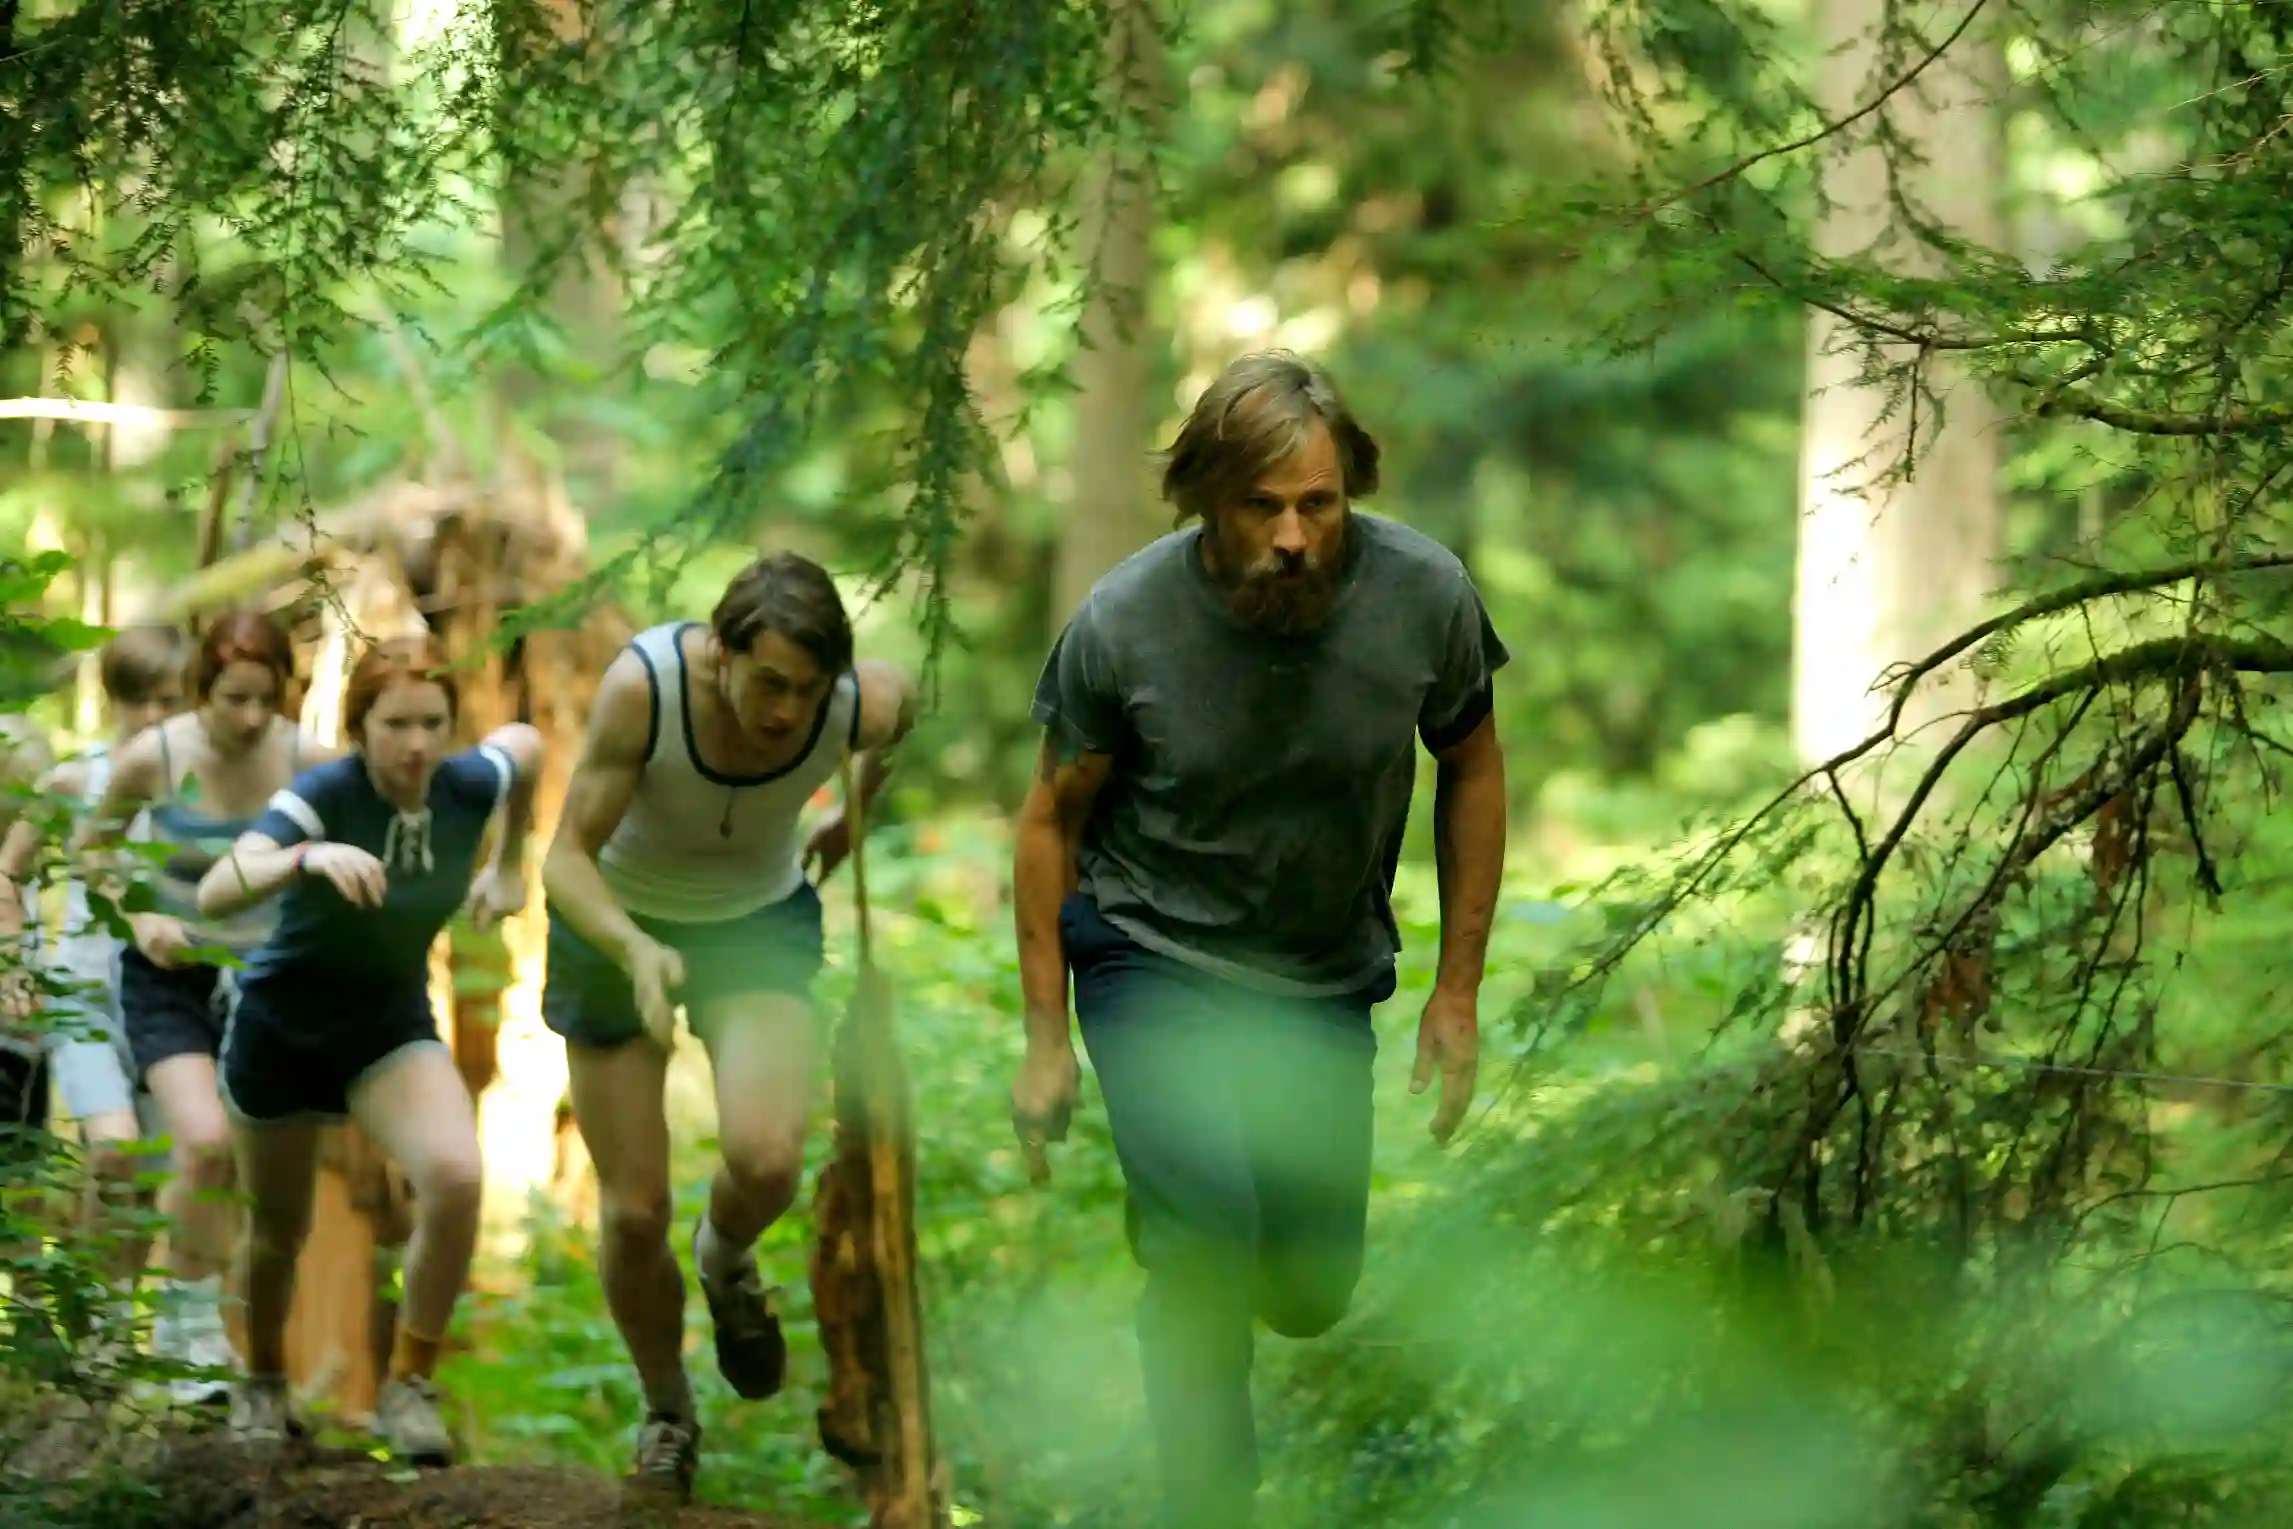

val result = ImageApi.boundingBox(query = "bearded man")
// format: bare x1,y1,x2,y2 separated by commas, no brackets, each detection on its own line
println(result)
1011,350,1510,1527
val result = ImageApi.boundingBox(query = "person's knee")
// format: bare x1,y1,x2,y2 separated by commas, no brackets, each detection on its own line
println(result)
86,1137,142,1186
172,1131,234,1191
1258,1286,1356,1340
245,1186,313,1259
1255,1258,1362,1340
600,1185,673,1258
413,1144,484,1230
717,1128,803,1209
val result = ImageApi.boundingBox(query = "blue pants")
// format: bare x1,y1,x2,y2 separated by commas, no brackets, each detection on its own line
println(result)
1063,895,1391,1528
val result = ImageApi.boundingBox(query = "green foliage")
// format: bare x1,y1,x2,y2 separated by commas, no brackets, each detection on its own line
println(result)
0,555,103,710
5,0,1140,629
34,0,2293,1524
0,583,198,1525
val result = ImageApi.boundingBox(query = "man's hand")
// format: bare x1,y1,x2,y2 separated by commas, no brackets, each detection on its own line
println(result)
465,863,527,932
129,913,193,970
803,807,851,884
626,936,688,1050
1410,987,1480,1145
1010,1039,1080,1183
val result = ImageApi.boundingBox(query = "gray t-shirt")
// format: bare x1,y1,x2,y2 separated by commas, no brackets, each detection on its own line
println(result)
1032,512,1510,996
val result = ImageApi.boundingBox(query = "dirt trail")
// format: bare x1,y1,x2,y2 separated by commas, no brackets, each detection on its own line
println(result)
10,1426,837,1529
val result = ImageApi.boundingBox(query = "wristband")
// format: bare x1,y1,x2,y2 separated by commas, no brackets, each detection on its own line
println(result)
291,842,313,873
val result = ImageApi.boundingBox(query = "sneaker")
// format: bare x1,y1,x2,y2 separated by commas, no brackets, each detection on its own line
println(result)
228,1375,298,1445
81,1300,142,1388
377,1375,454,1466
175,1312,236,1407
159,1280,233,1407
624,1410,702,1503
692,1221,787,1400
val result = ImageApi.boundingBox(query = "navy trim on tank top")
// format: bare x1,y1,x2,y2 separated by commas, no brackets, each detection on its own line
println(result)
148,719,301,873
672,622,844,789
631,639,662,762
150,722,259,859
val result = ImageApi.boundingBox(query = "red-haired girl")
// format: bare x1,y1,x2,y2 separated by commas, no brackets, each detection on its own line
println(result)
197,635,540,1464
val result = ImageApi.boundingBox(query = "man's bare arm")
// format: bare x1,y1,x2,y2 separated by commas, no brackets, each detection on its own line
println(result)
1012,735,1113,1054
848,658,920,817
540,656,653,972
1430,714,1506,1000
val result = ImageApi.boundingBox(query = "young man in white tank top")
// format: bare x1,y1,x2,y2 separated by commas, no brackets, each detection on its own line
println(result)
542,551,916,1503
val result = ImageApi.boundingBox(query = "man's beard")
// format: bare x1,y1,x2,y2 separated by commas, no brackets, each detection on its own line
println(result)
1207,517,1351,637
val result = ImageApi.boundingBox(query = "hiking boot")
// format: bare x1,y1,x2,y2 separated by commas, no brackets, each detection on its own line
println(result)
377,1375,455,1466
692,1222,787,1400
228,1375,298,1445
624,1410,702,1504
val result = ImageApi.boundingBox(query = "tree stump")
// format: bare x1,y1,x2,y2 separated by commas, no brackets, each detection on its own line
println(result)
810,965,941,1528
807,755,943,1529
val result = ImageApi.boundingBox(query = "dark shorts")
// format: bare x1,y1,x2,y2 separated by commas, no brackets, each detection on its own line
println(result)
0,1048,52,1171
118,949,230,1083
220,972,441,1124
542,883,826,1050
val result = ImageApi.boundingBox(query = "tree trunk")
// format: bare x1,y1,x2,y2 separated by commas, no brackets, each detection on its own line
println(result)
1050,0,1166,631
493,0,635,1213
1790,0,2005,762
497,0,629,509
1782,0,2005,1043
425,505,516,1104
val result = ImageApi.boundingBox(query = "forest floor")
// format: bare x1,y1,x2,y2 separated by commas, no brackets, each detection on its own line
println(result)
4,1407,834,1529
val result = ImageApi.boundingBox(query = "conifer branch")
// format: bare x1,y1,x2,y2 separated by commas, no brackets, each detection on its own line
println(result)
2016,378,2293,436
1872,551,2293,736
1634,0,1995,218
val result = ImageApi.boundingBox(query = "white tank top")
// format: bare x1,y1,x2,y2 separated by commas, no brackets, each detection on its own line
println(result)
596,623,859,923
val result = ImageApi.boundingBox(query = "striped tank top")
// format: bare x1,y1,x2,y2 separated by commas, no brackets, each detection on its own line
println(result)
146,722,296,952
596,623,858,923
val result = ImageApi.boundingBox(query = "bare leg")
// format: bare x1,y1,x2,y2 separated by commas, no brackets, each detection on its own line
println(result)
565,1039,689,1417
79,1108,161,1287
688,993,813,1401
228,1117,322,1379
147,1054,240,1402
698,994,815,1250
144,1055,236,1282
347,1043,482,1375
